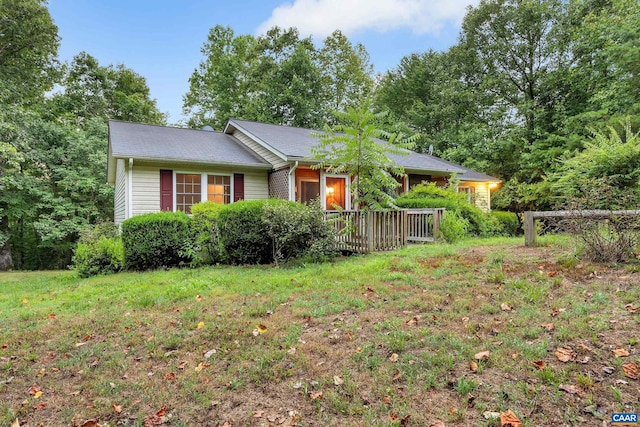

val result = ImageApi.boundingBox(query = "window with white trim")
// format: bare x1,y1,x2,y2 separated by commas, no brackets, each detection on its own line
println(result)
207,175,231,204
176,173,201,214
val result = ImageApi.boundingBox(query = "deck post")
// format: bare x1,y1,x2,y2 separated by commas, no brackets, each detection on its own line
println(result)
524,211,536,246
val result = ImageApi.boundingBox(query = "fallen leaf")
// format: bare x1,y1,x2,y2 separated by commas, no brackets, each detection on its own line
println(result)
253,410,264,418
195,363,204,372
390,412,399,422
21,298,27,304
256,324,267,334
143,407,167,426
547,271,557,277
29,384,41,396
500,410,522,427
197,322,204,329
474,350,491,360
429,421,445,427
195,295,202,302
559,384,585,397
540,323,554,331
470,361,478,372
177,361,187,370
389,353,399,362
555,346,576,362
577,343,592,352
113,404,122,413
400,414,411,426
531,360,545,370
333,375,344,386
48,313,56,319
75,342,87,347
309,391,323,400
164,372,175,382
500,303,513,311
613,348,630,357
11,419,20,427
382,395,392,405
392,369,403,382
78,421,101,427
622,362,638,379
204,349,217,358
483,411,500,420
33,391,42,399
406,316,419,326
287,347,296,355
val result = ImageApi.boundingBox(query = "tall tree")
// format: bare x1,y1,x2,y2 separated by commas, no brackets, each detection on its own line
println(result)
318,30,374,121
312,98,418,210
47,52,165,126
0,0,59,105
183,25,255,130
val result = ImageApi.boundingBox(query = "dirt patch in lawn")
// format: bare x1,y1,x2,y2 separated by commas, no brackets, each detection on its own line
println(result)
1,240,639,426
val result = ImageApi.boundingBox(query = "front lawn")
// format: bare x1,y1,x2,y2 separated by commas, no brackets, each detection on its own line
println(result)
0,237,638,426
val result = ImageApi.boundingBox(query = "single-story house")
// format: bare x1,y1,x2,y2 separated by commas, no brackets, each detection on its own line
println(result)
107,119,501,224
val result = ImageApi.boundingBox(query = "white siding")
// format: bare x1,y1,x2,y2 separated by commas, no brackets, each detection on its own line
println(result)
114,159,127,224
132,166,161,215
232,130,289,169
130,164,269,217
460,181,491,212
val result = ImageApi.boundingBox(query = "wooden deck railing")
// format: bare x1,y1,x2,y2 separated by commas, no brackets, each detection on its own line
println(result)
326,208,445,253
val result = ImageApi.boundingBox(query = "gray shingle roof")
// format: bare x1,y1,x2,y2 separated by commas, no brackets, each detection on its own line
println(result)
109,120,271,167
226,119,468,174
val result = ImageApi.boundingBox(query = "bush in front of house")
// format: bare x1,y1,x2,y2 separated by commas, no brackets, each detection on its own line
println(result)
73,222,124,277
489,211,521,236
217,199,336,265
262,200,336,264
396,182,489,236
121,212,196,271
438,211,469,243
191,201,226,264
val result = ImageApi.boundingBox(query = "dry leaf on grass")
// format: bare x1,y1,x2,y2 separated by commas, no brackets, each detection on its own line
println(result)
112,404,123,413
333,375,344,386
196,322,204,329
77,421,101,427
500,410,522,427
429,421,445,427
622,363,638,379
500,303,513,311
309,391,323,400
389,353,399,362
382,395,392,405
253,410,264,418
540,323,554,331
474,350,491,360
559,384,585,397
531,360,545,370
11,420,20,427
143,407,167,426
392,369,403,382
470,361,478,372
400,414,411,426
555,347,576,362
613,348,630,357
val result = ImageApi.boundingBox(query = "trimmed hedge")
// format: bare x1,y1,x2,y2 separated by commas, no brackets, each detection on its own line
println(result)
191,201,226,264
121,212,196,271
217,199,336,265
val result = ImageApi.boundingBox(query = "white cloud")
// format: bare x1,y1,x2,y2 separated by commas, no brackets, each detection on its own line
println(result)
256,0,479,39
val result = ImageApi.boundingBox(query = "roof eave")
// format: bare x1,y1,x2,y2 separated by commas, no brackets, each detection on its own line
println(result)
110,153,273,170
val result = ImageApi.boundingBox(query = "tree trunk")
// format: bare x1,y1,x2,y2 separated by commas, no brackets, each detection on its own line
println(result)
0,215,13,271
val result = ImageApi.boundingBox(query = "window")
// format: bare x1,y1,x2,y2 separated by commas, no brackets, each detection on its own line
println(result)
325,176,347,210
207,175,231,204
458,186,475,204
176,173,201,214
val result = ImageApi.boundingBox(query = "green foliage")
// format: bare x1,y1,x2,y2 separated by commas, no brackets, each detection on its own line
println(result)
73,236,124,278
396,183,488,235
312,97,418,210
217,200,336,265
218,200,273,265
489,211,521,236
262,201,336,264
121,212,196,271
551,122,640,209
439,211,469,243
190,201,226,264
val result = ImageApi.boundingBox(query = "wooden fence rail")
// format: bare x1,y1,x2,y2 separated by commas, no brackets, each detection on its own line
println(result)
326,208,445,253
524,210,640,246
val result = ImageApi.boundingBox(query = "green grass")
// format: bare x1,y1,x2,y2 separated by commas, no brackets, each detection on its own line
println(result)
1,236,639,426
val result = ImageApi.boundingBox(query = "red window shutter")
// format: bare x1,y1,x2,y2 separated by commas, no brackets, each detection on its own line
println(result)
160,169,173,211
233,173,244,202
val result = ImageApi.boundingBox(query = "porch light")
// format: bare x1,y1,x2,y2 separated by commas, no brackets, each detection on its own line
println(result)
489,182,498,189
326,186,335,195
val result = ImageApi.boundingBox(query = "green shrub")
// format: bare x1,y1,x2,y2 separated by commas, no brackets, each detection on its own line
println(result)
218,200,275,264
78,221,120,244
396,183,488,235
263,200,336,264
121,212,196,271
218,200,337,265
191,201,226,264
489,211,520,236
439,211,469,243
73,236,124,278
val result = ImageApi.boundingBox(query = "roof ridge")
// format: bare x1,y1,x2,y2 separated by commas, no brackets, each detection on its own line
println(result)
109,119,224,134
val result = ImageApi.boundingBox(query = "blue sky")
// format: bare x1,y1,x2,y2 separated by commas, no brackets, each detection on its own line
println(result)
48,0,478,124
